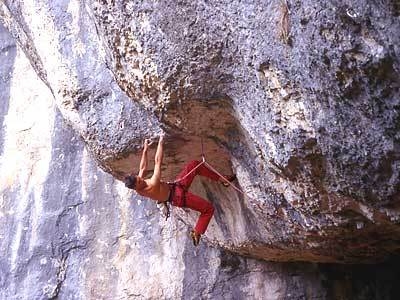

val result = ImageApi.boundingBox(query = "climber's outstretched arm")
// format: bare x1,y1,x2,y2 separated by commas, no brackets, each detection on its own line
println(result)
151,135,164,182
138,139,150,178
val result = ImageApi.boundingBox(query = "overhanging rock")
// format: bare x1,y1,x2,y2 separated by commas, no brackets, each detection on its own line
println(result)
2,0,399,263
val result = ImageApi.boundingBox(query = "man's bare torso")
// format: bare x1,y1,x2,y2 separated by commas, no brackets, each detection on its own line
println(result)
137,180,171,202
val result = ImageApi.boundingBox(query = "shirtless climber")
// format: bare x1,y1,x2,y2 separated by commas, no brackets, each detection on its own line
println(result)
123,135,235,246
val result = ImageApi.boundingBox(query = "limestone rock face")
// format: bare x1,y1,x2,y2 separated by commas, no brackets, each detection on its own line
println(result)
1,0,400,298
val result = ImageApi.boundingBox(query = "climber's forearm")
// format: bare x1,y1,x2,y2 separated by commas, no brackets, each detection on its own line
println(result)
152,135,164,180
138,139,149,177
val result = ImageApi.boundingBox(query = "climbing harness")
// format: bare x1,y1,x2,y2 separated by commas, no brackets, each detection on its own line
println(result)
157,184,174,220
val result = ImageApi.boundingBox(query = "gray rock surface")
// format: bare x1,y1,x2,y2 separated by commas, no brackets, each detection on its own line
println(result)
3,0,398,263
1,0,400,299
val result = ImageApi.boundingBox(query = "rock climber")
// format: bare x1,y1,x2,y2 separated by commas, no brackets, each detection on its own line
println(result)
123,135,236,246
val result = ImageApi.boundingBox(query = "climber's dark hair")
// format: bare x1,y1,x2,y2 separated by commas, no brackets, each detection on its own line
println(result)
124,175,137,190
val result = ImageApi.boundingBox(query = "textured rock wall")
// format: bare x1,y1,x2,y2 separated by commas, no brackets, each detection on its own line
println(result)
87,0,400,263
1,0,400,298
2,0,397,263
1,19,400,300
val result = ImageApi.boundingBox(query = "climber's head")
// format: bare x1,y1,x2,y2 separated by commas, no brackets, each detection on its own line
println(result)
124,174,146,191
124,175,137,190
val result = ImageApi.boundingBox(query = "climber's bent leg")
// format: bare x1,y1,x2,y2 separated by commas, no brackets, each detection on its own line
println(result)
176,160,220,190
184,191,214,235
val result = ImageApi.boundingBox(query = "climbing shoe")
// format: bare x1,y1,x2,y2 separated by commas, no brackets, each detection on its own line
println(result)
190,230,201,246
221,174,236,187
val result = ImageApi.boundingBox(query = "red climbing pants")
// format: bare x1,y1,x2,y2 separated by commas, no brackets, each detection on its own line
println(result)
170,160,219,235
